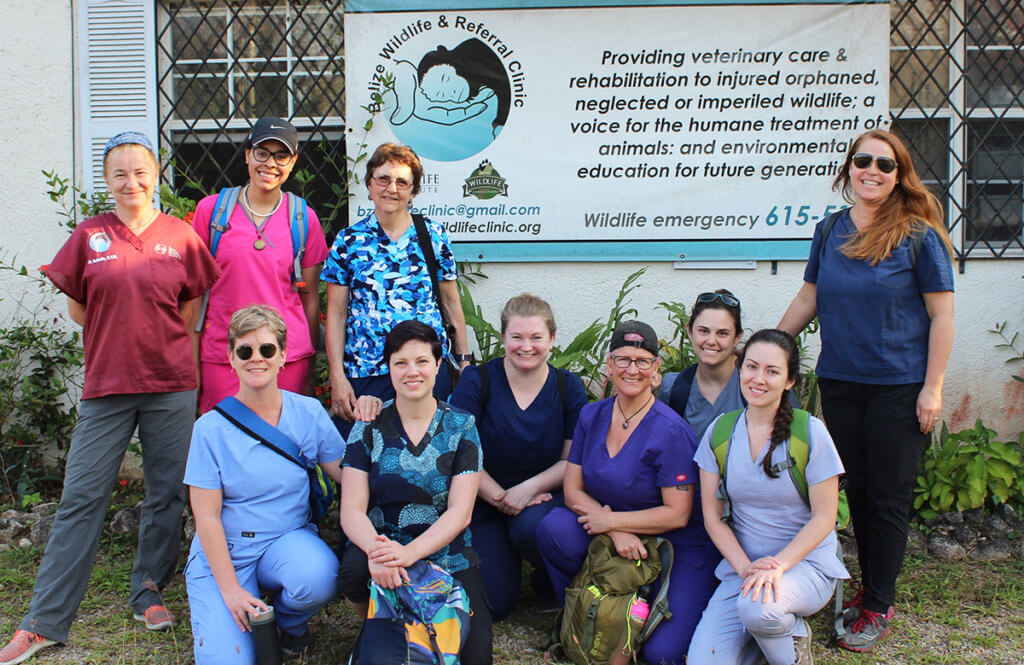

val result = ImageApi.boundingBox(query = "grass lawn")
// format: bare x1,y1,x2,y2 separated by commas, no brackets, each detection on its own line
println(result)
2,495,1023,664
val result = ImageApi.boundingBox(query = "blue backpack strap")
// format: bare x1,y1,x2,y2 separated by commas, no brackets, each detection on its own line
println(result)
194,187,241,333
668,364,698,416
213,396,309,468
286,192,309,292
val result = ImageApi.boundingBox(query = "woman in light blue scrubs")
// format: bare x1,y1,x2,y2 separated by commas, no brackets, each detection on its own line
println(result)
184,305,345,664
658,290,745,440
779,129,954,653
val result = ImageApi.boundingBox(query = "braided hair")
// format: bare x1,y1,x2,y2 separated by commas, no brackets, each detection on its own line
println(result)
739,329,800,478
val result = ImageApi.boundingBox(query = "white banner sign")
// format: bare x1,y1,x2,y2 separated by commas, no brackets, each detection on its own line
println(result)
345,2,890,256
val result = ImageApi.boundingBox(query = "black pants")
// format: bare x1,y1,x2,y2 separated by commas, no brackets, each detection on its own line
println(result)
819,378,927,614
340,545,493,665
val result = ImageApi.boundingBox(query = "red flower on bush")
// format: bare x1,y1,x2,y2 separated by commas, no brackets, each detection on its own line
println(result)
38,264,49,273
119,479,129,487
182,210,195,224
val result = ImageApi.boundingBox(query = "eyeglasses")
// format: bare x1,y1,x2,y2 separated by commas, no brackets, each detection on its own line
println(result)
696,292,740,308
371,175,413,191
234,343,278,360
851,153,897,174
251,146,294,166
610,355,656,370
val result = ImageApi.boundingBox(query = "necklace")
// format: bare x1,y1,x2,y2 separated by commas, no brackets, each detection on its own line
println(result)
240,185,283,250
615,393,653,430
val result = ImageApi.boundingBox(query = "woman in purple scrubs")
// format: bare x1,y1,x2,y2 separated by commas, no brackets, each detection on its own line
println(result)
779,129,954,652
536,321,719,665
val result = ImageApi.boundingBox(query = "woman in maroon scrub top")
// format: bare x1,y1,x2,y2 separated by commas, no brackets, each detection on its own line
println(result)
0,132,220,665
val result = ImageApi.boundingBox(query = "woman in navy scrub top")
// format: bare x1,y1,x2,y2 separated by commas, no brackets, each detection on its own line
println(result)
779,129,954,653
449,293,588,619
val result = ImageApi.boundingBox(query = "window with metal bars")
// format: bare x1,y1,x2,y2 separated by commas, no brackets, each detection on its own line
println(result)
153,0,1022,258
890,0,1024,261
155,0,347,231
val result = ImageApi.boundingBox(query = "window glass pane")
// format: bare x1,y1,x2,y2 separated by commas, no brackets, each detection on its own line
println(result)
891,118,950,186
234,73,289,117
967,0,1024,47
170,12,226,60
966,49,1024,108
292,10,343,58
233,11,290,59
966,121,1024,245
173,63,230,119
892,0,949,48
891,49,949,110
293,74,344,118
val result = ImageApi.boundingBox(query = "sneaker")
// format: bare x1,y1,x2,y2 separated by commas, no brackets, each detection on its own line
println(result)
133,604,176,631
0,630,58,665
281,629,315,656
792,625,813,664
838,608,891,652
841,585,864,626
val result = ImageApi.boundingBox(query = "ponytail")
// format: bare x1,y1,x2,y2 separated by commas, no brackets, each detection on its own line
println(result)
761,389,795,478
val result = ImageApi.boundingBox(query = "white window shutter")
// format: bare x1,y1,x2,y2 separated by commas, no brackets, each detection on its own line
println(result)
77,0,156,193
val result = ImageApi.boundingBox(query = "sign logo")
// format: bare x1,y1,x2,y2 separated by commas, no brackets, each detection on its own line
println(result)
88,231,112,253
462,160,508,200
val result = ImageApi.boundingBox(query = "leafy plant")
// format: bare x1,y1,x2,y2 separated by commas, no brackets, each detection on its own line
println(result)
913,420,1024,520
656,300,695,375
989,320,1024,382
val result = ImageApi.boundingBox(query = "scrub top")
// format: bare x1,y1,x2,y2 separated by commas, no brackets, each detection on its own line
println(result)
804,209,954,384
449,359,588,488
658,367,744,441
184,391,344,539
345,400,482,573
568,398,708,549
694,411,849,581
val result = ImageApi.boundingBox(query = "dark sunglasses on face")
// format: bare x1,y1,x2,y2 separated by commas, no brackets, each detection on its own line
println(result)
234,343,278,360
696,292,741,308
851,153,898,174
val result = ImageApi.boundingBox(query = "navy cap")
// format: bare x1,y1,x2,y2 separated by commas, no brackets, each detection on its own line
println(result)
248,118,298,153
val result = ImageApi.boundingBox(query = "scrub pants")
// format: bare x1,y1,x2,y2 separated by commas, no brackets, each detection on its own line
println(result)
330,363,455,439
19,390,196,643
536,507,719,665
687,562,837,665
186,524,339,665
470,495,562,620
339,545,493,665
819,378,926,614
200,357,313,414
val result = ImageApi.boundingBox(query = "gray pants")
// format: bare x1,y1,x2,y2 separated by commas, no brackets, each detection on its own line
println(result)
20,390,196,642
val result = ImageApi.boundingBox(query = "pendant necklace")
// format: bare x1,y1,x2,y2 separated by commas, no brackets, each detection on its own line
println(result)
616,394,653,430
240,185,283,250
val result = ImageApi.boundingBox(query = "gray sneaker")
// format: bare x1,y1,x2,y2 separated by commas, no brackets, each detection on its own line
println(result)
838,608,891,652
792,625,813,664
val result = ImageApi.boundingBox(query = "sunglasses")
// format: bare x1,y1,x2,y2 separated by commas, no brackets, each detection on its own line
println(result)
696,292,740,308
851,153,898,174
234,343,279,360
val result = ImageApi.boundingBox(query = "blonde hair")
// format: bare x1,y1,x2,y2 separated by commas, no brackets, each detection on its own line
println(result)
832,129,953,265
500,293,556,336
227,305,287,351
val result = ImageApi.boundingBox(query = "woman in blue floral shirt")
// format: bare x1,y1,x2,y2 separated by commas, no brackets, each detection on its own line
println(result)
321,143,470,435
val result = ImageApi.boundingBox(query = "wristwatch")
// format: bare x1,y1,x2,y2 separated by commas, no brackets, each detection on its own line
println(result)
453,353,474,363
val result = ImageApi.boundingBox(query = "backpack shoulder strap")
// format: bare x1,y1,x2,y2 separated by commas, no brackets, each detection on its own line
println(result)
286,192,309,291
480,364,491,411
213,396,308,468
785,409,812,506
817,209,846,262
907,222,928,267
668,364,698,416
711,409,743,482
208,186,241,256
556,367,568,414
638,538,675,643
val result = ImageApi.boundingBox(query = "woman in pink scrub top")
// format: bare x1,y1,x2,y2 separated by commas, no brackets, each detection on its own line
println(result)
192,118,330,413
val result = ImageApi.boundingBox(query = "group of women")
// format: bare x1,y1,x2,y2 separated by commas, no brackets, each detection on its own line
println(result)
0,125,953,665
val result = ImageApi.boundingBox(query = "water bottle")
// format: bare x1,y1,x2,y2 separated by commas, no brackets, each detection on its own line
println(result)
628,585,652,627
251,606,283,665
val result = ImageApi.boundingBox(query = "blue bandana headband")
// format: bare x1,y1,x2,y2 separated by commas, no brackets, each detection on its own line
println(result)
103,131,156,158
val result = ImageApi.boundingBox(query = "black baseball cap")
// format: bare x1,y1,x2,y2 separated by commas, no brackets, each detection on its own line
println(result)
609,320,660,356
248,118,298,153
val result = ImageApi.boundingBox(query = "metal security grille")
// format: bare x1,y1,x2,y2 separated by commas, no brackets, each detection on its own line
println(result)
155,0,347,228
890,0,1024,261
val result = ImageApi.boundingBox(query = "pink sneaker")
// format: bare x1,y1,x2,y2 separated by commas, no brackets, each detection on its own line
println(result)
0,630,58,665
133,604,176,631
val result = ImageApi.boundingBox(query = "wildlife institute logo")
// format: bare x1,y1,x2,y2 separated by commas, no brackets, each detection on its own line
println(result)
462,160,508,200
88,231,112,253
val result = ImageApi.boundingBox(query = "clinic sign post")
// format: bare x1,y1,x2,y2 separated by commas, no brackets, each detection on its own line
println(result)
345,0,890,261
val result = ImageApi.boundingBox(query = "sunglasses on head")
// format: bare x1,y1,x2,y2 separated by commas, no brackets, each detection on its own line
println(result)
696,292,740,308
234,343,278,360
851,153,898,174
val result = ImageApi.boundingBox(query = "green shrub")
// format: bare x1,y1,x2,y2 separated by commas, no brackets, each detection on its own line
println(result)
914,420,1024,520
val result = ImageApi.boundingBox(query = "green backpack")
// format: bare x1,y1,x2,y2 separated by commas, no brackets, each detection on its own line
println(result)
710,408,850,530
547,535,674,665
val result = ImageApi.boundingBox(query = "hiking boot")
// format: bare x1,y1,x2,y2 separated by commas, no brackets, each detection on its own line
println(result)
792,625,813,664
838,608,891,652
133,604,176,631
0,630,58,665
281,629,315,656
